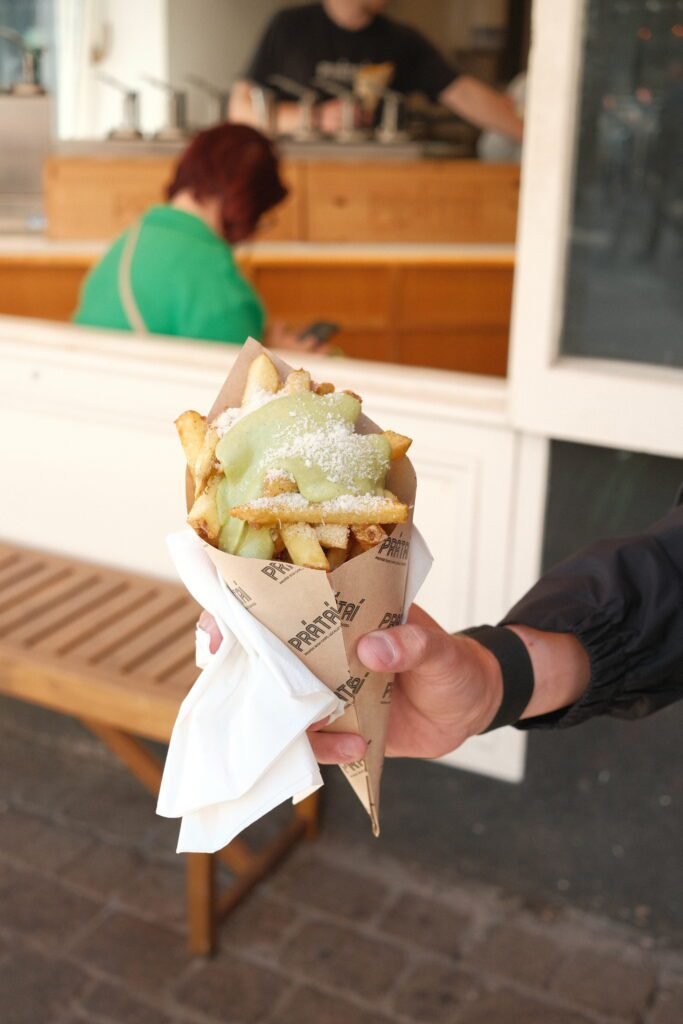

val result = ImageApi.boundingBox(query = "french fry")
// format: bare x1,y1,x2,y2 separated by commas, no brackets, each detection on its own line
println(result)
187,476,221,545
229,494,408,526
315,524,349,549
326,546,349,571
284,369,312,394
174,411,207,480
280,523,329,570
242,352,280,406
315,381,335,396
262,470,298,497
194,426,220,498
382,430,412,461
351,524,388,550
271,528,286,555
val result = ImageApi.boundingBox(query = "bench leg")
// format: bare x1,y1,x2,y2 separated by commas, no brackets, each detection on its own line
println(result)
186,853,215,956
293,790,321,840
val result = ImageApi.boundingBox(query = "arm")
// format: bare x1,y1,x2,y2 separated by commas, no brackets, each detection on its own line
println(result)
439,75,523,142
310,501,683,763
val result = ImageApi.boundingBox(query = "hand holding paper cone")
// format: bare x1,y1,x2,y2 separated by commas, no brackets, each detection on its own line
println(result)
173,339,419,835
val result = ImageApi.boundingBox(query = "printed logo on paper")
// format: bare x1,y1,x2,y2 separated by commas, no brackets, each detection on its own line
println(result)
287,601,341,655
334,591,366,626
378,610,401,630
228,581,254,608
261,561,302,584
375,536,410,564
335,671,370,703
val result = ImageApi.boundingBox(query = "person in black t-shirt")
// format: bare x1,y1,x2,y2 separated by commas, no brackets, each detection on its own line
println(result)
229,0,523,141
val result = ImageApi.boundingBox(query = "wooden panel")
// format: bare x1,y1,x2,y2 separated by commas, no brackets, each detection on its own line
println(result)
251,265,394,328
44,156,174,240
396,330,509,376
306,161,520,243
333,330,396,363
44,156,303,243
0,256,92,320
397,265,514,328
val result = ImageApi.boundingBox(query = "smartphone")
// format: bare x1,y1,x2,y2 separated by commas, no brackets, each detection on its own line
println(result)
298,320,340,347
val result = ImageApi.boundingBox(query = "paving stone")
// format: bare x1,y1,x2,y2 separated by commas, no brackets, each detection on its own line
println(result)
649,981,683,1024
221,894,299,955
391,961,481,1023
61,772,157,844
117,859,186,925
458,990,593,1024
0,733,102,813
281,920,405,999
72,911,188,993
272,852,389,922
0,947,89,1024
174,955,287,1022
1,871,102,946
550,946,656,1020
276,985,393,1024
464,923,564,987
80,980,174,1024
378,892,472,958
61,841,148,899
0,806,92,873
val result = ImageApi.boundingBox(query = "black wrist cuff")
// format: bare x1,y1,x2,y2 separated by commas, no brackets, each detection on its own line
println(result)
460,625,535,733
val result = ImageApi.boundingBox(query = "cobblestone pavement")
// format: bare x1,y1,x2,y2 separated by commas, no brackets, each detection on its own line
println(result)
1,700,682,1024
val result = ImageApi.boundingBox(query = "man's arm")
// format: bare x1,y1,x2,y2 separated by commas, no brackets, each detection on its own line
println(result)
229,80,346,135
439,75,523,142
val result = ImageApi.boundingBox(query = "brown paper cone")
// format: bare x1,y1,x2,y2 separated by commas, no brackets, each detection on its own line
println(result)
189,339,416,835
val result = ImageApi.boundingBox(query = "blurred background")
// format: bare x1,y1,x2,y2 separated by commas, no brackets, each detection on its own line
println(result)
0,1,682,1023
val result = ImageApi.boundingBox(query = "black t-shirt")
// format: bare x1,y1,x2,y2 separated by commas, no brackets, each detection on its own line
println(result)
244,3,458,103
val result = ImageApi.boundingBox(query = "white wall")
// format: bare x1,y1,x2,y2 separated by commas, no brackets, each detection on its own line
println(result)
57,0,169,139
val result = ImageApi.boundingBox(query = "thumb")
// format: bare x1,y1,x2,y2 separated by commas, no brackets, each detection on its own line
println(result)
357,623,453,675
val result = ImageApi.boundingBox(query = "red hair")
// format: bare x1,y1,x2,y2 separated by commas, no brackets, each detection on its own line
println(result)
166,124,287,243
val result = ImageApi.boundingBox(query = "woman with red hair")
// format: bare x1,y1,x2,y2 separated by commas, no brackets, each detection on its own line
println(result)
74,124,306,348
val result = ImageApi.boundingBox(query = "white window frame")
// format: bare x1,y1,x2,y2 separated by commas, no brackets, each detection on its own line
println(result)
509,0,683,461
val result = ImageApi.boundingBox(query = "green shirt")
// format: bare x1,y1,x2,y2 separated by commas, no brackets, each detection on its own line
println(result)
73,205,265,345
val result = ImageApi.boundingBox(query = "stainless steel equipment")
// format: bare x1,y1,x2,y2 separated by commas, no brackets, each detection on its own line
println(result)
143,75,190,141
0,93,52,231
314,77,369,143
268,75,322,142
97,73,143,140
376,89,410,144
250,84,277,138
186,73,229,124
0,26,45,95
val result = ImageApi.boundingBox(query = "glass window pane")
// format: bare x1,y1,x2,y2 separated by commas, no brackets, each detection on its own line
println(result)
560,0,683,368
542,439,683,569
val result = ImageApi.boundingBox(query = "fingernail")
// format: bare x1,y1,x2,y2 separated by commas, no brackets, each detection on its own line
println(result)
339,737,366,762
359,632,395,668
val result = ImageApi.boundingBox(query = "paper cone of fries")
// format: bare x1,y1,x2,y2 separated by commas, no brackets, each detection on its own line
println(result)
184,339,416,835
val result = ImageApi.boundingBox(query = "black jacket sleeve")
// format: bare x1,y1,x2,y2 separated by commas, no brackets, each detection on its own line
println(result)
501,497,683,729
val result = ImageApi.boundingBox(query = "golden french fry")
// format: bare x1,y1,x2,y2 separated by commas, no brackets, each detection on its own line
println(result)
242,352,280,406
351,523,388,550
262,470,298,497
281,523,329,570
382,430,412,461
315,381,335,396
187,476,221,545
271,528,286,555
175,411,207,479
326,546,349,571
315,524,349,549
229,494,408,526
284,369,311,394
194,426,220,498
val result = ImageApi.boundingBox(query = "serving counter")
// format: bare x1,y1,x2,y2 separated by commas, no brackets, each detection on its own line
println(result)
0,239,514,375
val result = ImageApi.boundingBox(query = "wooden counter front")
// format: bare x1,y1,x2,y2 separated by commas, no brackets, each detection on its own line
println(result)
44,155,519,246
0,245,513,377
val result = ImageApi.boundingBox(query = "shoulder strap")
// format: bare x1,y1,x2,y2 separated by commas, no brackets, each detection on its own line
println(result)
117,221,149,334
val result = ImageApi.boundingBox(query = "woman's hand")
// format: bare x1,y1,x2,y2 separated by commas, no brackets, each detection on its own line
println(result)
266,321,333,355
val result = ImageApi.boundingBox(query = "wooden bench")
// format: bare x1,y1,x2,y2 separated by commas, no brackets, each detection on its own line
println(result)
0,540,318,955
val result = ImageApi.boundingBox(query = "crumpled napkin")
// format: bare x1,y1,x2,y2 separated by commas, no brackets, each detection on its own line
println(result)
157,526,433,853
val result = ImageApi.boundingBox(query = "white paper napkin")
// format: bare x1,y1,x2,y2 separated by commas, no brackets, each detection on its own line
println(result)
157,526,433,853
